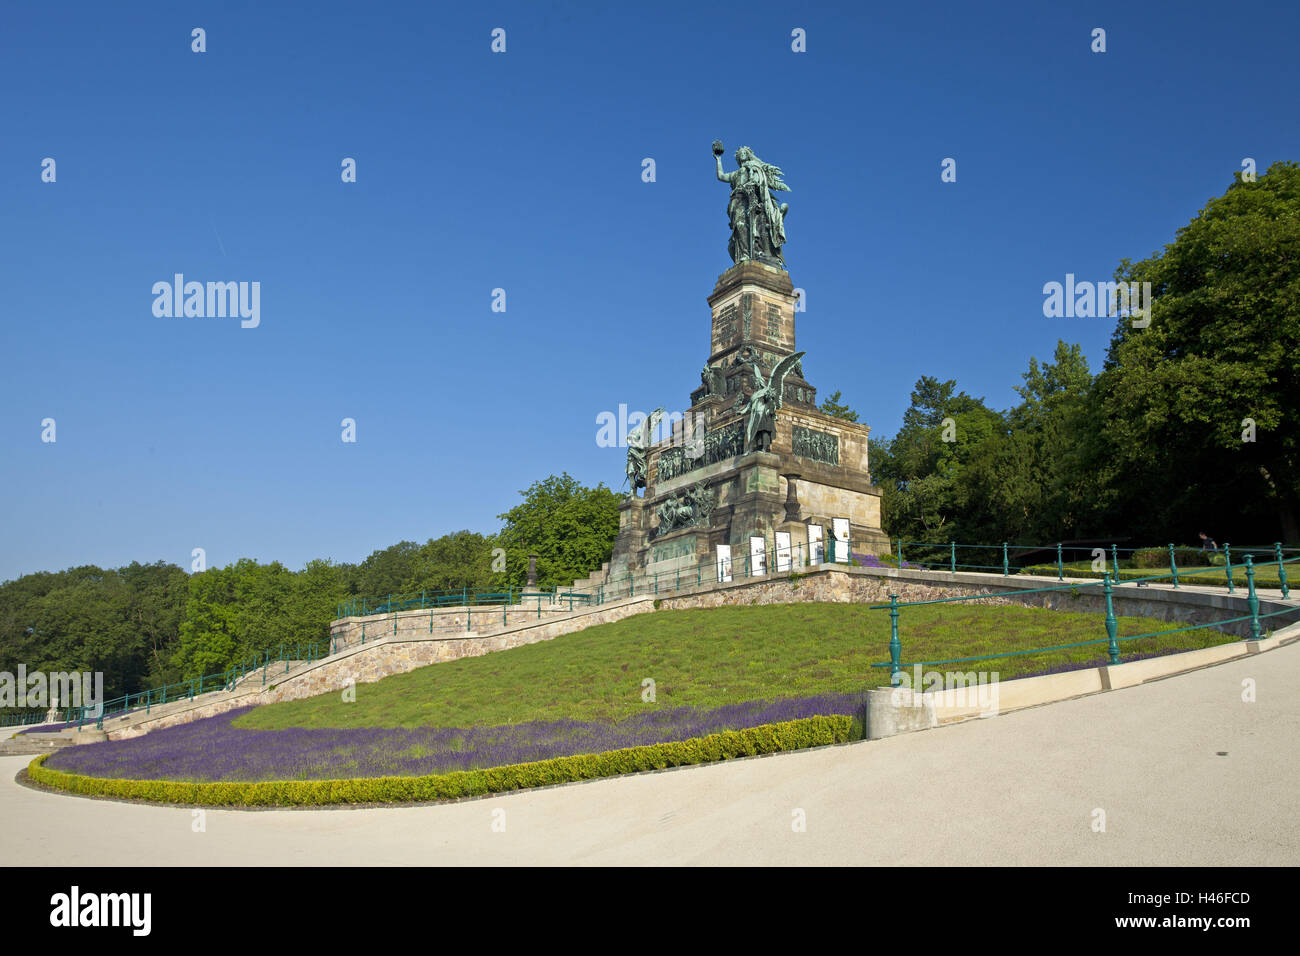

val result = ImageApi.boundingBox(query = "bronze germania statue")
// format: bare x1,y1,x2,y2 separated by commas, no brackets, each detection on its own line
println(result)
713,140,791,268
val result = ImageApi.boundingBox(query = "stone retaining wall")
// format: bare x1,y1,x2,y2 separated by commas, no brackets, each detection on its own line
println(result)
329,600,581,652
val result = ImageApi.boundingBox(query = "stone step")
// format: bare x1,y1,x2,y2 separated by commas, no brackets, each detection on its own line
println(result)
0,734,77,756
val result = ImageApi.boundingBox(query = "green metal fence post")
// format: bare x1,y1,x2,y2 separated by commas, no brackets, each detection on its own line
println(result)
1276,542,1290,599
1103,575,1120,665
1245,555,1261,641
1056,543,1063,581
1002,542,1009,577
1168,543,1180,589
1111,544,1120,584
1224,543,1235,594
896,538,903,569
888,593,902,685
950,541,956,575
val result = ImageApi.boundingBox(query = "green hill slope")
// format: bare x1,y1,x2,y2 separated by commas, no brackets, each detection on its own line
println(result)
233,602,1230,731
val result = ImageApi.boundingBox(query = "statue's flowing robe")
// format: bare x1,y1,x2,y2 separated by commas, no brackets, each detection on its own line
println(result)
727,160,786,260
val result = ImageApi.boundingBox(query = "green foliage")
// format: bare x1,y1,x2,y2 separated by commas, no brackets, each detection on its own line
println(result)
871,376,1008,541
819,390,860,422
868,164,1300,547
0,474,616,697
0,562,188,701
347,532,500,599
1131,547,1210,569
495,473,620,589
1097,160,1300,542
28,715,855,805
172,559,344,680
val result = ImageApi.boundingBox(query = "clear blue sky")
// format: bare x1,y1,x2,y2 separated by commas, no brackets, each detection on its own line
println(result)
3,0,1297,582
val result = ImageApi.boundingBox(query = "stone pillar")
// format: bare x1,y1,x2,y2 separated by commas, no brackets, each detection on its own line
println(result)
782,472,801,522
527,555,538,589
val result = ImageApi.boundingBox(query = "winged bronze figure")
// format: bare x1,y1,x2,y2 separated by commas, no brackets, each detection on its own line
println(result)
741,352,805,453
625,407,665,497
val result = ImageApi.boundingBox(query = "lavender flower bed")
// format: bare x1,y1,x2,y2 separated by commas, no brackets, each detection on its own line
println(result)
44,694,866,783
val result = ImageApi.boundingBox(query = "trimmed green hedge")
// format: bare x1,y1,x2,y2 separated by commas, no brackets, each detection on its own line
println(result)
27,715,855,807
1132,547,1211,568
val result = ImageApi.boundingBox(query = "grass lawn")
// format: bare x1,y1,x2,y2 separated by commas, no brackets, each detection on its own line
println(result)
234,601,1241,731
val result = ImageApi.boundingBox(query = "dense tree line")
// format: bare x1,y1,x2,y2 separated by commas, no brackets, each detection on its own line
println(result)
862,161,1299,549
0,474,619,700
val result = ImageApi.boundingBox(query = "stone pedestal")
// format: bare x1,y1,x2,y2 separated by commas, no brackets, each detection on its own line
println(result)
603,259,888,587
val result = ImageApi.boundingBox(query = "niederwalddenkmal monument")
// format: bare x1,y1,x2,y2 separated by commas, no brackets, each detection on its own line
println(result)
604,141,887,590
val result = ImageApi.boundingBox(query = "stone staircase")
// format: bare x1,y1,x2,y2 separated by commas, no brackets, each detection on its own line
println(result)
0,728,81,756
5,657,321,747
564,561,609,595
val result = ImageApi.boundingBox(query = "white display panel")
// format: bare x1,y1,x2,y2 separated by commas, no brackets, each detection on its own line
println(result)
832,518,850,564
807,524,824,566
749,535,767,576
775,531,792,572
716,544,732,583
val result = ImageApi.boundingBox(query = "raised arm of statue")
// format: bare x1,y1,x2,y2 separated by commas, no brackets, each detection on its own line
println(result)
712,140,736,183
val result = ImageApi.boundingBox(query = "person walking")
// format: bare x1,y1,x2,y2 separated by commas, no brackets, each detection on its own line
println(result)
1199,531,1220,564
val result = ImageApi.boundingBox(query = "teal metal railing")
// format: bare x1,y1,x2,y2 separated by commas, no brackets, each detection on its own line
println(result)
338,587,527,619
867,552,1300,684
54,639,332,733
0,708,72,729
336,540,1297,627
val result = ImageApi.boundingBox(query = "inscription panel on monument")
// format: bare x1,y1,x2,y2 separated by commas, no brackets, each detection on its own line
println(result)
715,303,738,349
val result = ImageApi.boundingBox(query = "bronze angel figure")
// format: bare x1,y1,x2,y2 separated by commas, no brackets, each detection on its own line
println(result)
741,351,805,453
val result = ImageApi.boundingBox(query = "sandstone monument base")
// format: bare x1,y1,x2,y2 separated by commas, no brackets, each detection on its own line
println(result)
605,260,887,594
